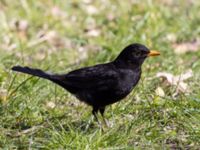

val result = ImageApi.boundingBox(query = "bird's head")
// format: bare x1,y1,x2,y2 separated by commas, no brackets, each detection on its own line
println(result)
114,43,160,68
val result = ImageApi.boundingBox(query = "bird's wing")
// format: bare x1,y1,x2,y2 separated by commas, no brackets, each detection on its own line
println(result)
53,64,118,90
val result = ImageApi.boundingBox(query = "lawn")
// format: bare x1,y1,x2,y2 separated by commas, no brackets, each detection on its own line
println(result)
0,0,200,149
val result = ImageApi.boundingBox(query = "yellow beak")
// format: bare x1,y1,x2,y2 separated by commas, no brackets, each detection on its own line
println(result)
148,50,160,57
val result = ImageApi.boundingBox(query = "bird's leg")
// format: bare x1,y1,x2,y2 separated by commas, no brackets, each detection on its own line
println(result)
92,107,101,126
85,115,93,131
99,107,109,127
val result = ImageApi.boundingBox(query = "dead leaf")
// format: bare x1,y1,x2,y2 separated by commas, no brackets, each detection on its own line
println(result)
77,46,88,61
83,0,92,4
46,101,56,109
51,6,67,18
0,88,7,104
9,19,29,40
1,35,17,51
156,69,193,93
155,87,165,97
31,30,66,48
76,44,102,62
85,5,99,15
10,19,29,32
45,30,65,47
34,49,46,60
107,13,116,21
173,39,200,54
85,28,101,37
166,33,177,42
158,0,176,6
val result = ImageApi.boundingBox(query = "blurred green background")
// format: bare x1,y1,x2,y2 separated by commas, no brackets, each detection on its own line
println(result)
0,0,200,149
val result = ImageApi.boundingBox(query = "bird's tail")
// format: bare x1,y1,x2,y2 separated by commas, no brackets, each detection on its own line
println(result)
12,66,51,80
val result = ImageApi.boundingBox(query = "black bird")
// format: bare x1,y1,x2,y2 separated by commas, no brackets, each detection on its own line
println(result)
12,43,160,123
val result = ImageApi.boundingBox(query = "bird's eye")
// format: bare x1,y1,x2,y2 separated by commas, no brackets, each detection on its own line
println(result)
134,51,141,57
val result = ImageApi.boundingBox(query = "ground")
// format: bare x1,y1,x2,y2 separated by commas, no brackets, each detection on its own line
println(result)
0,0,200,149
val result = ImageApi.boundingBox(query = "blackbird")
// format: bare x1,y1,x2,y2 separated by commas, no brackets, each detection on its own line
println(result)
12,43,160,123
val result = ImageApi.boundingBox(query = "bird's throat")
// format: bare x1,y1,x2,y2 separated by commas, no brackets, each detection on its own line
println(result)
113,59,142,70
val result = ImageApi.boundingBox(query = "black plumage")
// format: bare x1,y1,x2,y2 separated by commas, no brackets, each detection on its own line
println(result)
12,43,160,122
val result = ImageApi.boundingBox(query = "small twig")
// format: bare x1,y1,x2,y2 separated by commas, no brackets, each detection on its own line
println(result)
6,124,45,138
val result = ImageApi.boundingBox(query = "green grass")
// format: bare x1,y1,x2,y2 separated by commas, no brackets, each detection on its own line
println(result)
0,0,200,149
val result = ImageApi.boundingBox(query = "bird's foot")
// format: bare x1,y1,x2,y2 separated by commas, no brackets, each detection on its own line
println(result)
102,118,114,128
102,118,109,127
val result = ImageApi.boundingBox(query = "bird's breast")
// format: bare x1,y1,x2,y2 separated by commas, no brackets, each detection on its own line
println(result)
115,69,141,98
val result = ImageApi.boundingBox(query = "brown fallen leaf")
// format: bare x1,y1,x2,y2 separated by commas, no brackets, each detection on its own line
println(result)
1,35,17,51
156,69,193,93
155,86,165,97
85,28,101,37
46,101,56,109
0,88,7,104
10,19,29,32
85,5,99,15
75,44,102,63
9,19,29,40
77,46,88,61
106,13,116,21
28,30,67,49
34,49,47,60
51,6,67,18
45,30,65,47
166,33,177,43
173,38,200,54
83,0,92,4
